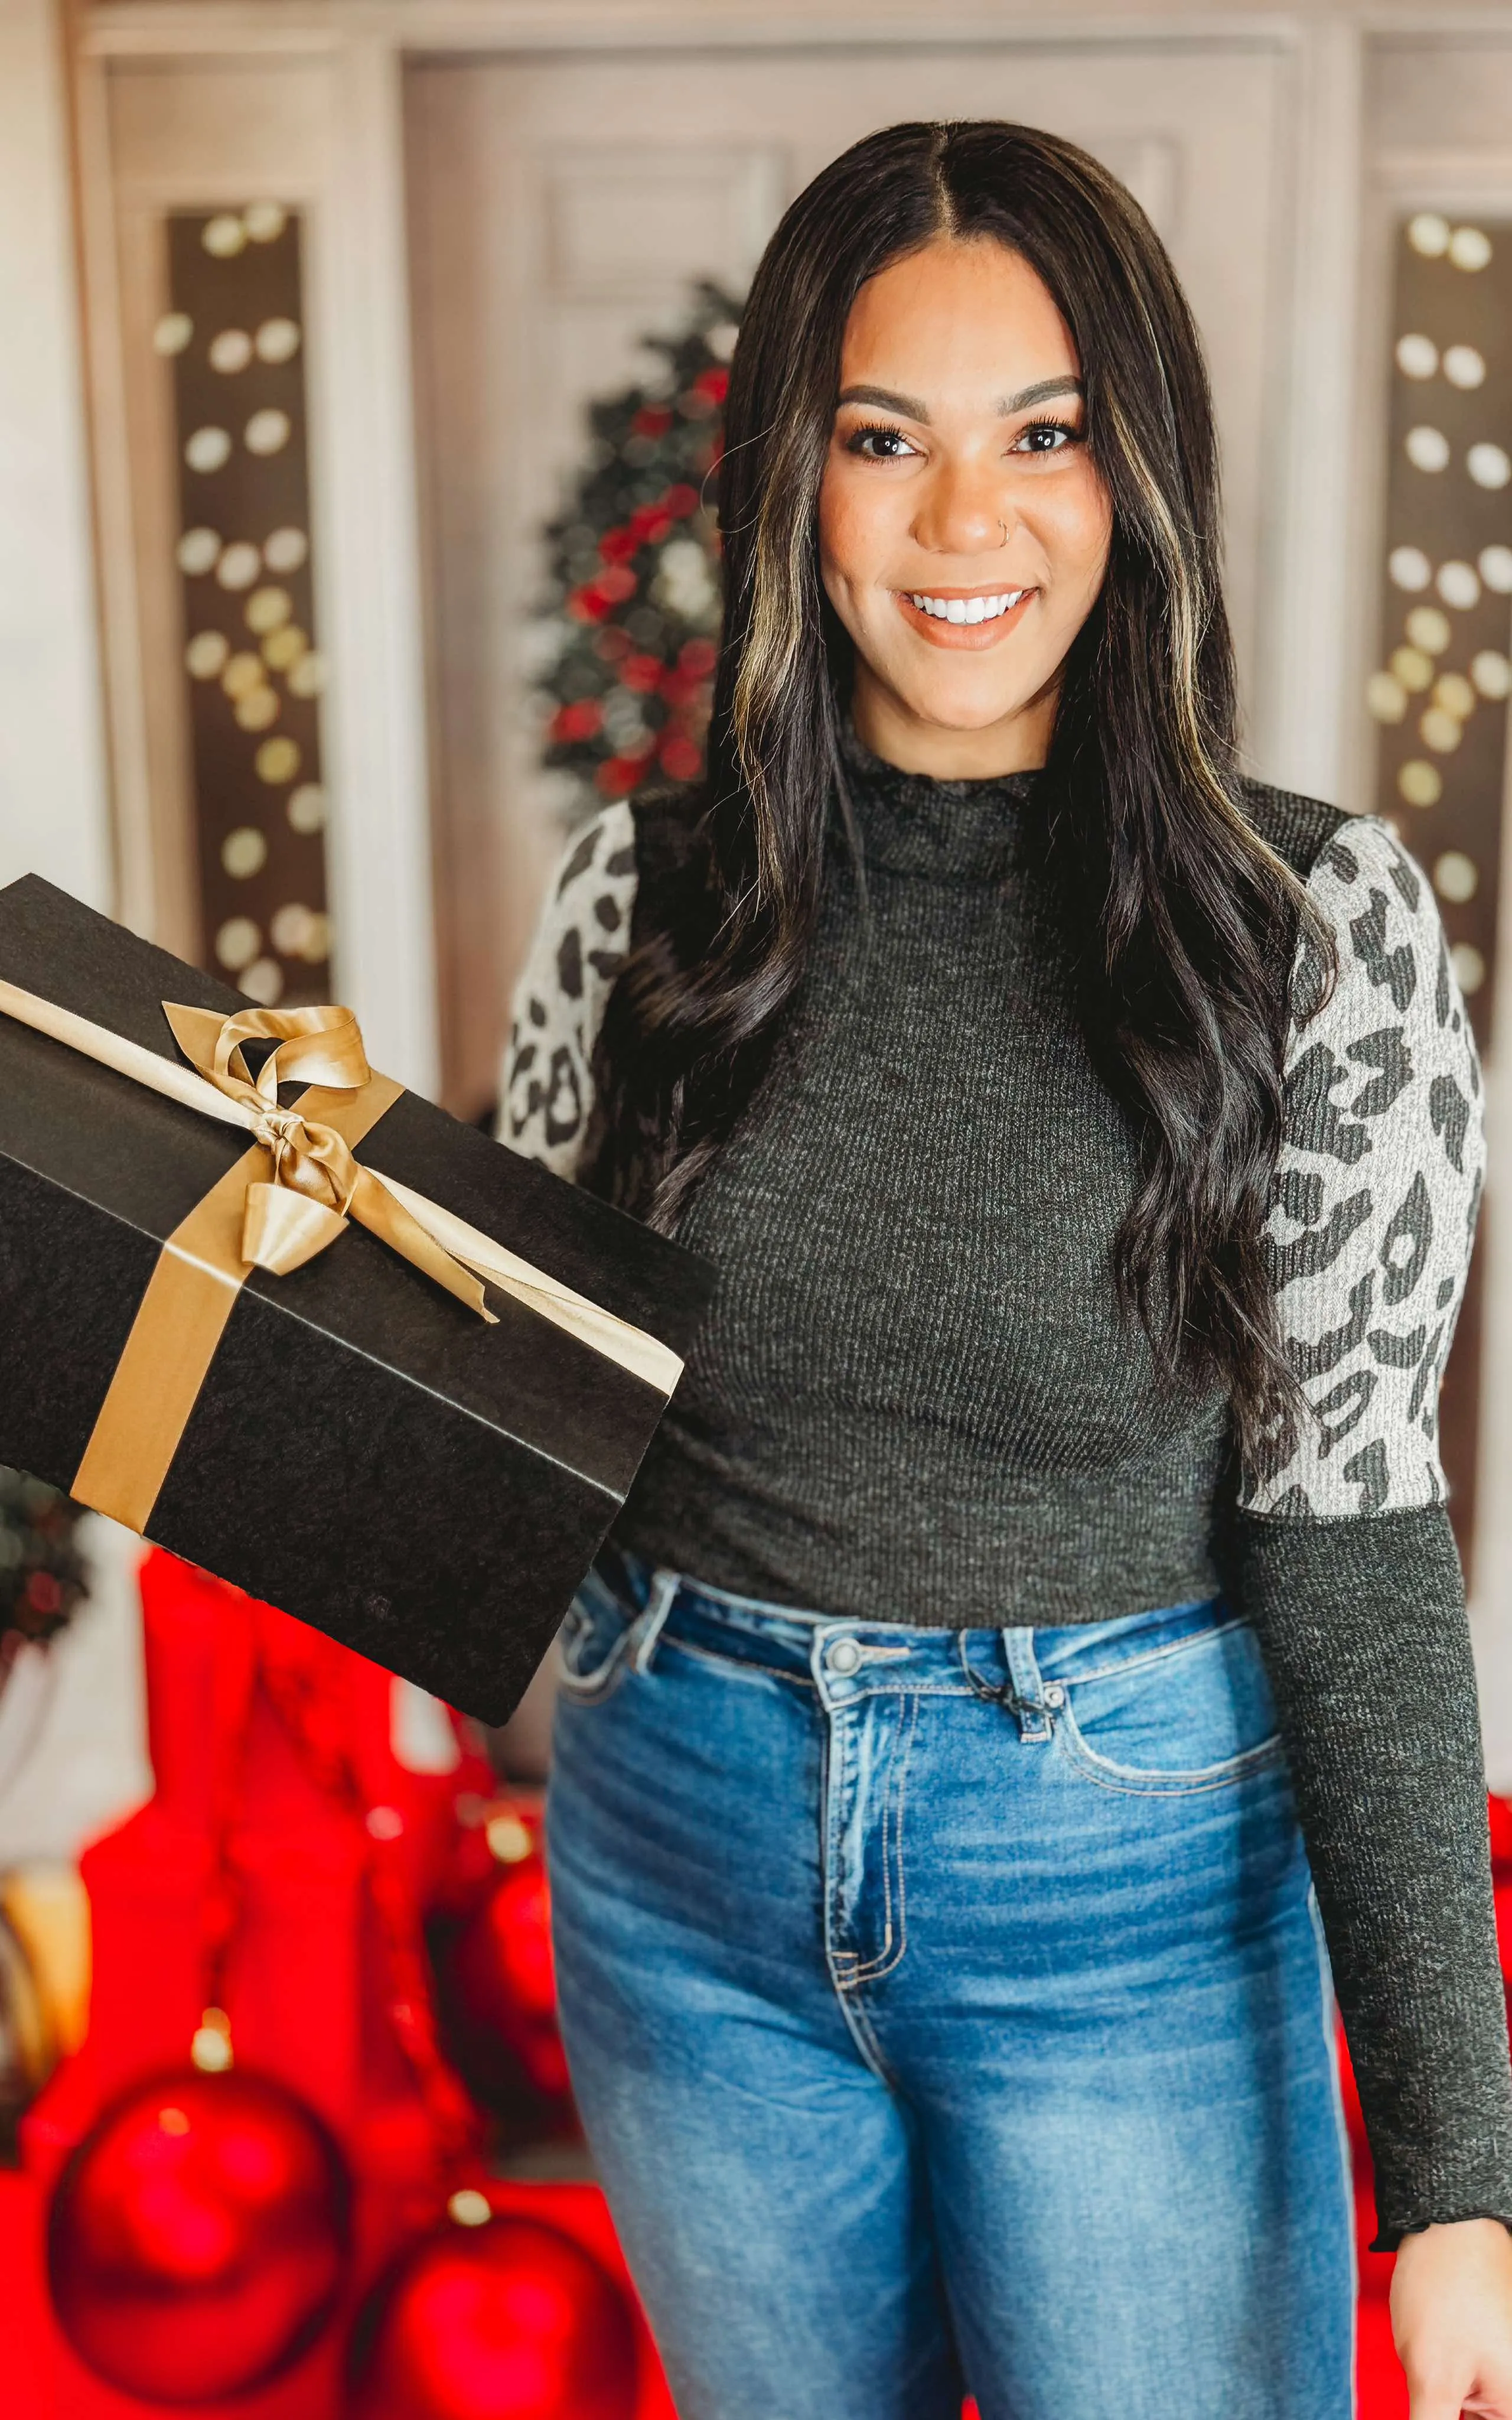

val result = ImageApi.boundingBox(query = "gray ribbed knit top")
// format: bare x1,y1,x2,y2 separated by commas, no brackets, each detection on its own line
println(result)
623,752,1230,1621
503,735,1512,2247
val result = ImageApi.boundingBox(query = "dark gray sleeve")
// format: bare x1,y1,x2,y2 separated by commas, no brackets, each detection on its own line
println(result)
1233,1502,1512,2246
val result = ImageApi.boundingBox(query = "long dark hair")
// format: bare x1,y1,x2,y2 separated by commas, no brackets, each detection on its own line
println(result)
585,119,1319,1450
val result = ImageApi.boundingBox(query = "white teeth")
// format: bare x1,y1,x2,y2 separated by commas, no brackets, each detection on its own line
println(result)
908,590,1025,622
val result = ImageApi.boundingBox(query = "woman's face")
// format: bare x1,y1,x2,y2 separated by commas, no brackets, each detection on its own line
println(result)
819,236,1113,777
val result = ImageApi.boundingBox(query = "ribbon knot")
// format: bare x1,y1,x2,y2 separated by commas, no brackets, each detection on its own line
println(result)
162,1001,500,1320
250,1106,359,1211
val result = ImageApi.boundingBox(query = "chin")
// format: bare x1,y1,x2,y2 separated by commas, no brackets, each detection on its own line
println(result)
898,681,1037,734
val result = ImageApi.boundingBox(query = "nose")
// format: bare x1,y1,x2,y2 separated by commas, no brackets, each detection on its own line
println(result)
913,456,1008,557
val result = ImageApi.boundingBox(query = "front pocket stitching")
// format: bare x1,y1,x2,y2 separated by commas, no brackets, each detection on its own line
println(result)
657,1634,814,1691
1054,1700,1285,1795
556,1616,635,1705
1043,1616,1248,1692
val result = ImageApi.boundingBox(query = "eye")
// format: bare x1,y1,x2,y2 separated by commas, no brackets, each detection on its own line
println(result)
843,422,920,461
1011,418,1080,456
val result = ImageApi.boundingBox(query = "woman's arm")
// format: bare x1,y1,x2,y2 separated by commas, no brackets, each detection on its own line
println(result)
497,800,638,1176
1233,814,1512,2403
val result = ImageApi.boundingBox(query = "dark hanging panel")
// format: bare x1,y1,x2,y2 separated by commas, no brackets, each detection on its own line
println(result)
1367,210,1512,1579
158,204,331,1009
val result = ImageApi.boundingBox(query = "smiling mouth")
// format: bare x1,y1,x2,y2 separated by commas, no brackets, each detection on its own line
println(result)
908,588,1028,624
895,585,1035,648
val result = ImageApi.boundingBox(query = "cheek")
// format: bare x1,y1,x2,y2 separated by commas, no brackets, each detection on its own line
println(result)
819,463,892,596
1041,467,1113,597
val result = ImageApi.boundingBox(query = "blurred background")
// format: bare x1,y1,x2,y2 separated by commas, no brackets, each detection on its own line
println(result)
4,0,1512,2413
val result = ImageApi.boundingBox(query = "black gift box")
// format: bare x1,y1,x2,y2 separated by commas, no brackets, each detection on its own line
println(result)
0,877,711,1723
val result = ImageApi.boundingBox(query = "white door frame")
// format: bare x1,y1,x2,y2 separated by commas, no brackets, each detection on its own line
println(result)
73,28,439,1092
1,0,112,913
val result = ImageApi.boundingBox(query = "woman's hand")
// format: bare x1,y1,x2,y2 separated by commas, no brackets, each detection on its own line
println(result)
1392,2217,1512,2416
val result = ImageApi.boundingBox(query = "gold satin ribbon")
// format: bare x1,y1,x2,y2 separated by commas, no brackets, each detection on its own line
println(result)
0,978,682,1533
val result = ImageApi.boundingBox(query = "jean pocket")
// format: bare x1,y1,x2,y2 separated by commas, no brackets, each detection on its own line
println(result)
556,1566,637,1705
1054,1618,1285,1796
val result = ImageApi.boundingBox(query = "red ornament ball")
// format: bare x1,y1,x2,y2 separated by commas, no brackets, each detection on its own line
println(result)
450,1858,571,2100
351,2213,639,2420
48,2068,350,2403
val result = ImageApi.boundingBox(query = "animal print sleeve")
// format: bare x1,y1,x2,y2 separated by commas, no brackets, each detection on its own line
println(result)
497,800,640,1178
1230,814,1512,2247
1240,814,1484,1517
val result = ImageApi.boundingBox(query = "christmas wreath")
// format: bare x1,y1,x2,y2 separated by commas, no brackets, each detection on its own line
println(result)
536,281,741,815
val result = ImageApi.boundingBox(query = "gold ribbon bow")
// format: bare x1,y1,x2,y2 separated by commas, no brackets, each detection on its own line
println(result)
161,1001,498,1321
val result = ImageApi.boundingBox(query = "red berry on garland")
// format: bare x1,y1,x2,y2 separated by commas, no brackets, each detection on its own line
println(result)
597,752,653,798
350,2211,638,2420
659,734,703,782
48,2069,350,2403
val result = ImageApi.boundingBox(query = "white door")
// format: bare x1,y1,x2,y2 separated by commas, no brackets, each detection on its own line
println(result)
403,41,1292,1120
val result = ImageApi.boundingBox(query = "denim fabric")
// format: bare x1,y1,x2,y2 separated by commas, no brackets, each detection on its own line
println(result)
547,1555,1356,2420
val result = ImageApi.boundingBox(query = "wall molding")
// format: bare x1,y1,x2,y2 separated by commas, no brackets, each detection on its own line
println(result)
81,1,1310,60
0,0,112,910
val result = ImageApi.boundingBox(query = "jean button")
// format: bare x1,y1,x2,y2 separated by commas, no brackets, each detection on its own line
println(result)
1042,1683,1066,1709
827,1637,862,1676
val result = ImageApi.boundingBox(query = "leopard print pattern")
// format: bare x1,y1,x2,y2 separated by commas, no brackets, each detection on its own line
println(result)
1240,815,1484,1517
498,799,637,1178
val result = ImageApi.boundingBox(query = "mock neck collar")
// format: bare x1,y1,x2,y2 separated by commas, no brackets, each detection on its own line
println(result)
836,718,1044,882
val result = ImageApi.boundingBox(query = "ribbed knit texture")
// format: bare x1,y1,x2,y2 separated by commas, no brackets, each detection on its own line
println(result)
618,750,1233,1621
607,734,1512,2243
1232,1507,1512,2242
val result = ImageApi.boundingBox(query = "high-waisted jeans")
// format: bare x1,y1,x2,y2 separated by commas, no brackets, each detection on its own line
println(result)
546,1553,1355,2420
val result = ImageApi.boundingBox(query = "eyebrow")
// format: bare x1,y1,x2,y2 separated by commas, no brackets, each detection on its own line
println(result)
835,375,1084,422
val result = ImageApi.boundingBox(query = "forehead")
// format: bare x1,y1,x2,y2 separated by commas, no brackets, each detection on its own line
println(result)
840,238,1079,396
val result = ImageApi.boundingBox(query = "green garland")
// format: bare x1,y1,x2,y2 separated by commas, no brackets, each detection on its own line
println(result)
0,1469,87,1654
536,282,740,816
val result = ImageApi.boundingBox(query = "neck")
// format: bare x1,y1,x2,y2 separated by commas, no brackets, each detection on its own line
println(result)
849,661,1059,779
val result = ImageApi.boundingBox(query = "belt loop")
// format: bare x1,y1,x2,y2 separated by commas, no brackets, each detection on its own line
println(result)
1001,1626,1054,1742
628,1569,678,1674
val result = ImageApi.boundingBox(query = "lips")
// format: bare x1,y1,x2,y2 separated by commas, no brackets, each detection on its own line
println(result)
894,586,1035,648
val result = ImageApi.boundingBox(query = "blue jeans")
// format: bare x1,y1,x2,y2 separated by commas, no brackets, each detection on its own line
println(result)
547,1554,1355,2420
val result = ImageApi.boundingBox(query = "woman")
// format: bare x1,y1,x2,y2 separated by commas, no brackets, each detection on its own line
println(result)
504,123,1512,2418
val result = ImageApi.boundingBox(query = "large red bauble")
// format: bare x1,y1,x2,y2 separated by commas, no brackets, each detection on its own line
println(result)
350,2213,638,2420
48,2068,350,2403
449,1859,571,2100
